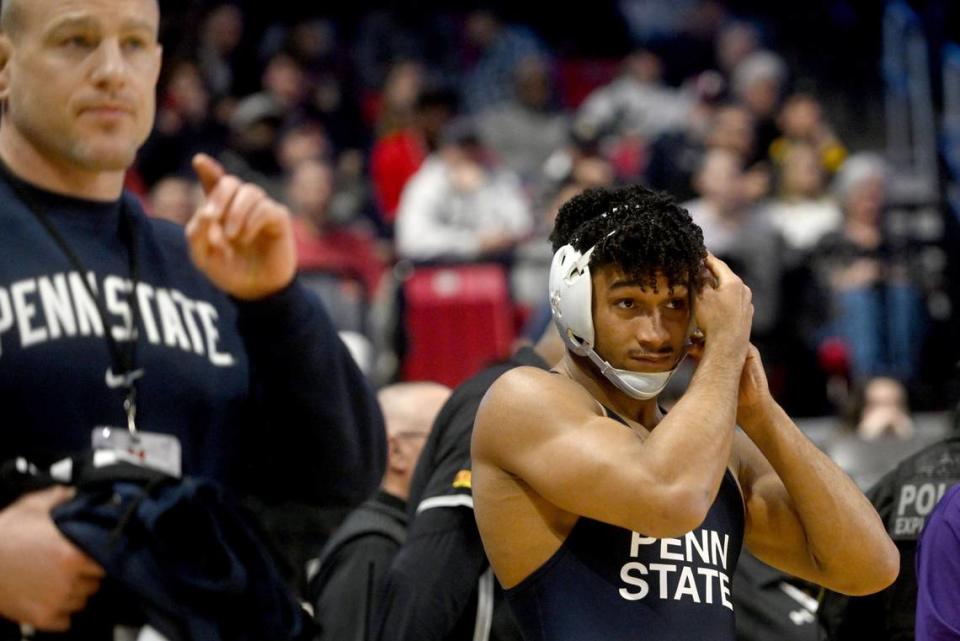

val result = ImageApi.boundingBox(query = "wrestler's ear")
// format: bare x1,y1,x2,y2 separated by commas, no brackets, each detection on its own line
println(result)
687,331,705,363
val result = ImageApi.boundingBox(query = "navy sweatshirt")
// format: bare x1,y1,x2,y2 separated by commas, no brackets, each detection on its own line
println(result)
0,166,386,506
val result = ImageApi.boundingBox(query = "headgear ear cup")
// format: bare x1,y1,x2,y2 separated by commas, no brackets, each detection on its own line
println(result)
548,240,691,400
548,244,597,355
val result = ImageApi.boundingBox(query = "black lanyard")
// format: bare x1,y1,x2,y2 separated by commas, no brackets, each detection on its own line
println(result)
1,163,144,435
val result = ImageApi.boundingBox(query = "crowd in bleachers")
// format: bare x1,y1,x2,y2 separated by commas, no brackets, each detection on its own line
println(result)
131,2,957,435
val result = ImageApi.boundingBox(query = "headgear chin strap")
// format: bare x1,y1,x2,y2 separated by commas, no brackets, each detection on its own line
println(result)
548,242,689,400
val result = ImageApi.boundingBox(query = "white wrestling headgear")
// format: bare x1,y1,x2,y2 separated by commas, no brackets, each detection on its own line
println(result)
548,233,690,400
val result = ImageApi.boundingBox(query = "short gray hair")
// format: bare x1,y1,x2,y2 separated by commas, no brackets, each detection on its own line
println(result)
732,50,787,97
833,152,888,205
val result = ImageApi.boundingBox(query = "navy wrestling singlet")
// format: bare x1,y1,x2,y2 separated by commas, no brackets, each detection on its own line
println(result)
504,411,745,641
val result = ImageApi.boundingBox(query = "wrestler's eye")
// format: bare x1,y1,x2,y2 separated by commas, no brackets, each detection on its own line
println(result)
615,299,635,310
665,298,688,311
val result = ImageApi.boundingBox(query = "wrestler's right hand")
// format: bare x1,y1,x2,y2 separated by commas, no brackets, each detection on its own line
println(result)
693,253,753,363
0,486,105,631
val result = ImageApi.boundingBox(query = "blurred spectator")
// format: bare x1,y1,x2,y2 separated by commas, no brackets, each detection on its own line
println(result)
807,154,928,391
715,19,761,79
197,3,245,98
568,156,617,192
684,148,785,341
355,9,459,94
278,120,371,232
819,415,960,641
219,52,311,187
148,176,201,226
219,93,286,199
769,93,847,174
308,382,451,641
643,85,739,202
620,0,728,85
618,0,699,44
290,159,388,298
288,16,370,154
370,88,458,228
261,52,310,114
854,376,915,441
460,10,545,114
290,20,339,69
395,120,533,263
541,120,610,199
683,1,731,66
330,149,378,229
254,19,367,154
766,142,842,253
138,59,226,186
915,483,960,640
731,50,788,160
355,11,426,91
277,120,331,173
160,60,213,133
576,49,694,144
374,60,425,135
259,19,339,74
708,102,760,163
309,71,369,154
477,56,568,189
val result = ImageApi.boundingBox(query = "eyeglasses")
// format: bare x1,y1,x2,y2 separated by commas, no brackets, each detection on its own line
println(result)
393,431,429,440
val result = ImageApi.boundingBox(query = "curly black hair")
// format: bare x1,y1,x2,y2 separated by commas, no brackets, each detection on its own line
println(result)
549,185,706,291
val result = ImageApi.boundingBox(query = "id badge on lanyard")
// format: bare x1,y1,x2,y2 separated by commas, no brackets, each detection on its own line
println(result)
91,425,182,478
91,385,182,478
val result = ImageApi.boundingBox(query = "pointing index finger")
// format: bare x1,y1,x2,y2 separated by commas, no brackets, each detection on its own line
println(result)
192,153,225,196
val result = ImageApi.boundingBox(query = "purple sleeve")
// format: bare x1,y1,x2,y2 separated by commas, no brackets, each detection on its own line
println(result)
916,483,960,641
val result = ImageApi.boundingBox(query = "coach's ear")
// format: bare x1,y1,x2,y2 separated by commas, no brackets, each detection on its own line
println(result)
0,35,11,105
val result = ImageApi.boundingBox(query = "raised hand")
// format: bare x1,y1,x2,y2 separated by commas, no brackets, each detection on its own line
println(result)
736,343,773,427
186,153,297,300
693,253,754,363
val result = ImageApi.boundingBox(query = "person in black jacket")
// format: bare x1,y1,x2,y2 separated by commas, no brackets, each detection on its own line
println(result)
0,0,385,634
308,382,450,641
732,549,824,641
819,411,960,641
374,326,565,641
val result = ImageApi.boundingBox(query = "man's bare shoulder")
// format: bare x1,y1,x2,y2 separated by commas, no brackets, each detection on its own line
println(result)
473,366,601,459
480,365,601,419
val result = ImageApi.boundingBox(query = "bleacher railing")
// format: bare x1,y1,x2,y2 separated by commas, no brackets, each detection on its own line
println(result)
883,1,939,204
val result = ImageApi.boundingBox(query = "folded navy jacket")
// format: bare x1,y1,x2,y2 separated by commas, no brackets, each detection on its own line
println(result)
3,454,312,641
